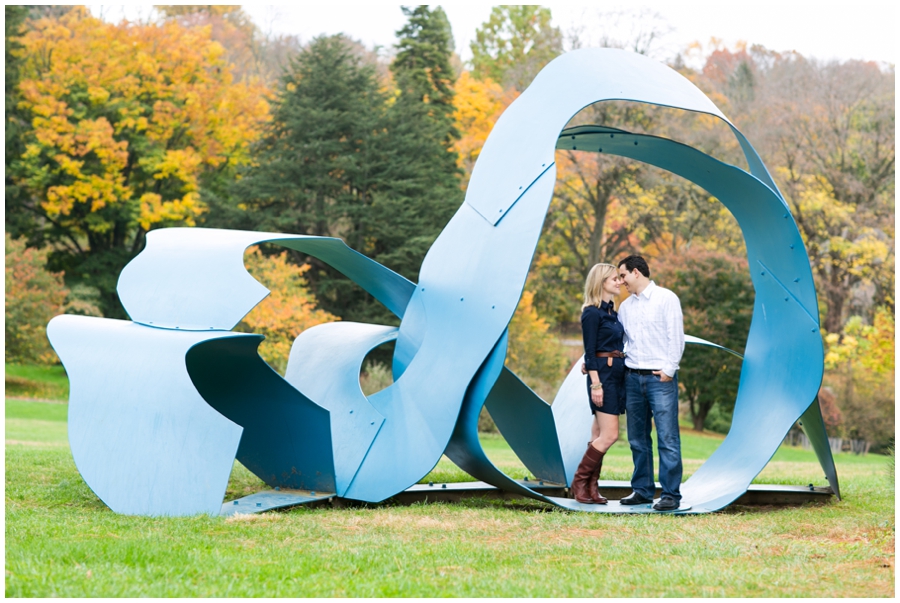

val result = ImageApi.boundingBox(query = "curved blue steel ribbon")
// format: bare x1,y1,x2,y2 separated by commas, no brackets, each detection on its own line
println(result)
344,164,560,501
283,322,397,496
48,227,416,509
684,334,743,358
464,48,783,228
555,126,831,509
117,228,415,331
184,335,336,494
47,47,836,516
47,315,247,516
437,48,831,512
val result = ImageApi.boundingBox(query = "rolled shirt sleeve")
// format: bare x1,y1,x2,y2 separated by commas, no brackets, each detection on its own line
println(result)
618,301,631,354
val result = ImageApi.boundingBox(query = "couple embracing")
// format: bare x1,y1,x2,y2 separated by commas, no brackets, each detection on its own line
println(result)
573,255,685,512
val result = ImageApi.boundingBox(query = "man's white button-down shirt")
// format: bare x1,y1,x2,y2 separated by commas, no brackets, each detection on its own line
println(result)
618,281,685,378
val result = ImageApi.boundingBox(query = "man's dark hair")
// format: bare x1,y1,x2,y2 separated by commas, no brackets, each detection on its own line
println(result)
618,255,650,278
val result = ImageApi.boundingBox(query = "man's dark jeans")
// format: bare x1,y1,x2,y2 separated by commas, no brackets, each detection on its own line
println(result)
625,371,682,502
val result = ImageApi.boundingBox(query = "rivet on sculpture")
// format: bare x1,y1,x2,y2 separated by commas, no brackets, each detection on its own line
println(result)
47,48,839,516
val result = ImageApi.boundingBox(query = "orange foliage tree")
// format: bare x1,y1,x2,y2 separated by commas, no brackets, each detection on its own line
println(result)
237,247,338,374
8,7,270,315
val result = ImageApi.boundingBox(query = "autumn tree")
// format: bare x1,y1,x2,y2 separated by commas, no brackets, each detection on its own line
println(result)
654,248,754,431
237,247,337,373
505,290,567,399
774,58,894,332
156,5,301,86
823,307,895,450
699,46,895,332
5,6,29,236
452,70,518,182
7,8,269,316
470,5,563,91
5,234,68,364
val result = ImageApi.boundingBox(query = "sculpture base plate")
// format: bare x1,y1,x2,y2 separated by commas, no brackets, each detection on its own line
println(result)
222,479,834,515
221,489,334,516
549,497,693,513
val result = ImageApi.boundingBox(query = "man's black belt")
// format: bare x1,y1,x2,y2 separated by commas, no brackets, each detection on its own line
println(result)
625,367,659,375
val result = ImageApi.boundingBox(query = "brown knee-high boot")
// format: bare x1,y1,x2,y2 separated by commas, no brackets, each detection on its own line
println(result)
589,447,608,504
571,444,606,504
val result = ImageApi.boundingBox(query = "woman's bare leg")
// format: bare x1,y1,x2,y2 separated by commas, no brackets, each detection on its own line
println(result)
591,413,619,453
590,412,602,441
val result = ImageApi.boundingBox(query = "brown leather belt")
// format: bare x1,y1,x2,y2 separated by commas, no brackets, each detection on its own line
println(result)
595,351,626,358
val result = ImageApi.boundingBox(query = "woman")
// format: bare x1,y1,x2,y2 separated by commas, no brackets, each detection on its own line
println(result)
572,263,626,504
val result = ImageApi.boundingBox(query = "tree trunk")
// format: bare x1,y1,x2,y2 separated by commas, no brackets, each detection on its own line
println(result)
692,411,705,432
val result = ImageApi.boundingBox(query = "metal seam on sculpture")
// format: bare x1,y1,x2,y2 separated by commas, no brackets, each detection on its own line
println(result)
756,260,819,325
475,161,557,225
494,162,557,223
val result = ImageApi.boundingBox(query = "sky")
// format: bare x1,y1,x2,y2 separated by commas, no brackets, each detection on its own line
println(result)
89,2,896,66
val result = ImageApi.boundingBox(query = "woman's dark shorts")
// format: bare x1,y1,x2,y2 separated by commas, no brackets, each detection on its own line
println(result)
586,356,626,415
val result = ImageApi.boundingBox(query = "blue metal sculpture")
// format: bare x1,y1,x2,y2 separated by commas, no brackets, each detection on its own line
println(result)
47,47,838,516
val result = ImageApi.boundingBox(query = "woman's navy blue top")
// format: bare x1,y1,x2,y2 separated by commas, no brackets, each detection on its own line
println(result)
581,301,625,371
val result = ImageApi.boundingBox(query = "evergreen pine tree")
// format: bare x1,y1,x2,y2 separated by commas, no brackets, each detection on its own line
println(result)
391,6,458,147
361,6,462,288
222,35,386,241
220,35,391,321
223,12,464,327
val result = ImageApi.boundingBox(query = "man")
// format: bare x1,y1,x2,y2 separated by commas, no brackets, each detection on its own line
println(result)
616,255,685,511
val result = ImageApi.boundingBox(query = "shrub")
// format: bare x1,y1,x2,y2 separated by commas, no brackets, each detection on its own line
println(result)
360,361,393,396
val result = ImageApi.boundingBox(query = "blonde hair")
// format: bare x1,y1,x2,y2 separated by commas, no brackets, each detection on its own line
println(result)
583,263,617,310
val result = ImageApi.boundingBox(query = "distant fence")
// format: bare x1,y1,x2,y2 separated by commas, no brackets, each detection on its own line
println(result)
783,431,870,455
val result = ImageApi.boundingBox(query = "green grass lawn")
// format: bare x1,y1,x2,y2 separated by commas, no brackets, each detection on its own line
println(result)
5,363,69,401
5,396,894,597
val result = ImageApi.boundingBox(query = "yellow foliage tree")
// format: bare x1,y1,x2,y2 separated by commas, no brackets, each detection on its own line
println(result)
9,7,270,315
822,307,894,448
452,70,518,182
237,247,338,374
824,308,894,376
506,290,567,397
782,171,893,332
